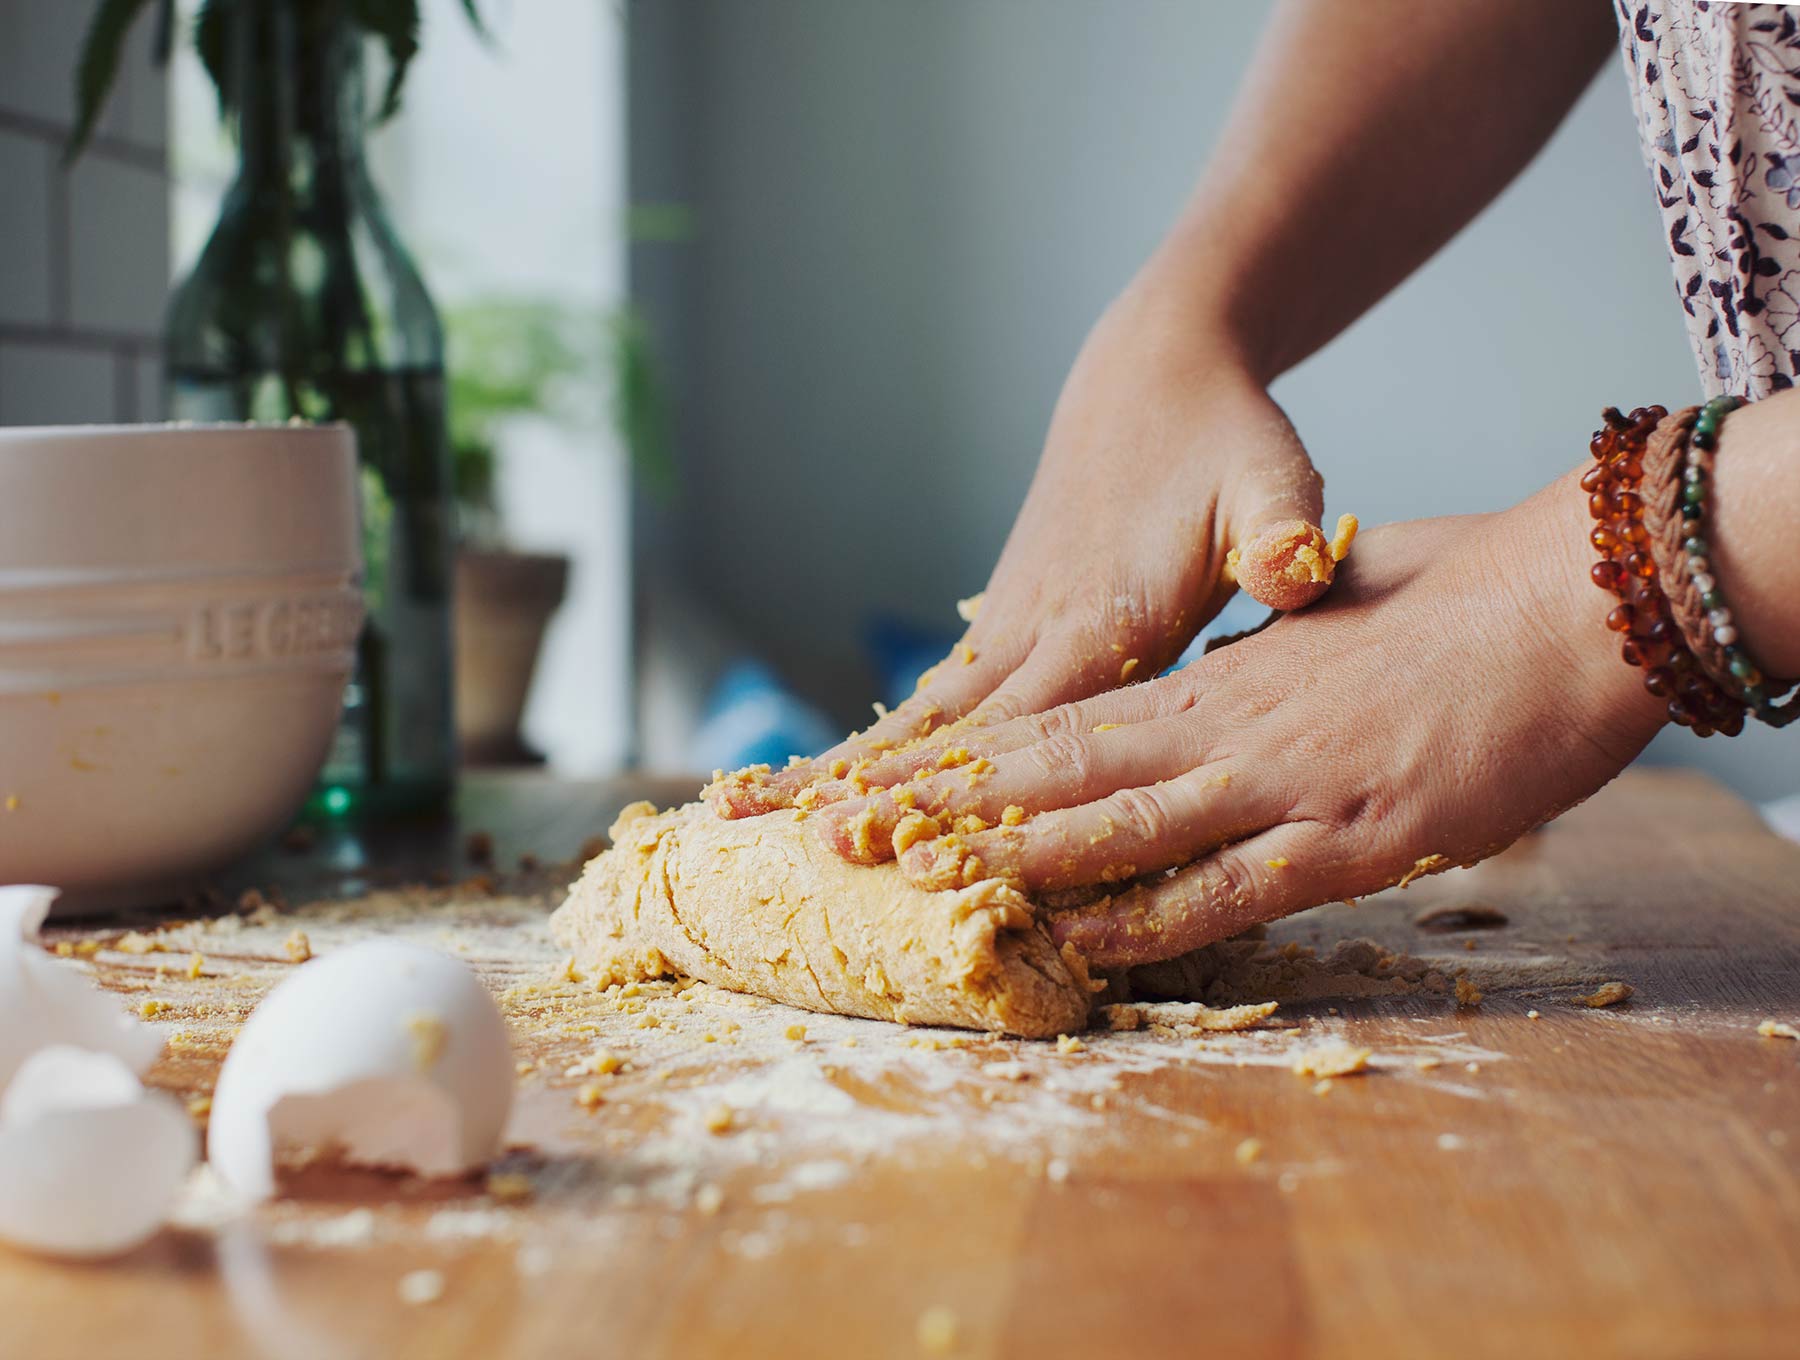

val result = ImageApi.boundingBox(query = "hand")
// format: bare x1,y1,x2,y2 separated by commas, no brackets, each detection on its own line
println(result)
712,276,1344,817
810,471,1667,965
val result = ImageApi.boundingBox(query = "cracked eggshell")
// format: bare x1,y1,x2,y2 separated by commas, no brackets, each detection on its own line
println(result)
208,940,515,1200
0,885,164,1088
0,1046,197,1259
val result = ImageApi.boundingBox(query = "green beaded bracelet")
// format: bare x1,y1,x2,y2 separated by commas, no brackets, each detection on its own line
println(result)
1677,395,1798,727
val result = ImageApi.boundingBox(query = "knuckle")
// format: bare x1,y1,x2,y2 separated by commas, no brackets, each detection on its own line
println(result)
972,689,1031,727
1025,703,1083,743
1106,786,1172,846
1021,732,1092,787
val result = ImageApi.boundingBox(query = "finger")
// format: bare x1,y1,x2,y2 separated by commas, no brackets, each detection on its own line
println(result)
962,635,1155,731
844,671,1208,793
1220,428,1339,611
813,708,1225,865
896,761,1288,892
1047,821,1329,966
707,643,1016,817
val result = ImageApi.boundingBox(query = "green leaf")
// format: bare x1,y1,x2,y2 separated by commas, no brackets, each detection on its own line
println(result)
458,0,489,43
348,0,421,123
66,0,157,164
193,0,233,121
151,0,176,64
610,308,677,501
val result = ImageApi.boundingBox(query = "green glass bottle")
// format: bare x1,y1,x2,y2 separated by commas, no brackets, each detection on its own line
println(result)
165,4,455,819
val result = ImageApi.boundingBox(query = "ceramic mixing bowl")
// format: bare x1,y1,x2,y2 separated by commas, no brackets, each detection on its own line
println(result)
0,424,362,912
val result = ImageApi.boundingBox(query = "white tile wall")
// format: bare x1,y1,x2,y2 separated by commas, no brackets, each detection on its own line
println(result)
0,343,118,426
0,0,169,429
0,2,91,128
69,156,170,335
0,130,52,326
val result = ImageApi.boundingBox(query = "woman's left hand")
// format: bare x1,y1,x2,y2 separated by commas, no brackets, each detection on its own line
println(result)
809,471,1668,966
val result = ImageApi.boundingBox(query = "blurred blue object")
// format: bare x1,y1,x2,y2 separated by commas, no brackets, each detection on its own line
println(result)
1168,592,1273,673
687,661,840,773
865,614,959,709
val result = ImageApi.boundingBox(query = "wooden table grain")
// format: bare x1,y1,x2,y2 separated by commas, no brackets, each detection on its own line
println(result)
5,767,1799,1360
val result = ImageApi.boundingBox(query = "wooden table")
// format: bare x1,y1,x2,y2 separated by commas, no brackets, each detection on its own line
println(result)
5,768,1798,1359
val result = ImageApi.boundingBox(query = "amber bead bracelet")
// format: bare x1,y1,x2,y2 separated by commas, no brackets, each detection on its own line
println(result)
1586,400,1798,735
1584,405,1745,736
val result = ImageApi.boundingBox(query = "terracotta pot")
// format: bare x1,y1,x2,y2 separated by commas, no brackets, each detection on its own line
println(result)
454,548,569,765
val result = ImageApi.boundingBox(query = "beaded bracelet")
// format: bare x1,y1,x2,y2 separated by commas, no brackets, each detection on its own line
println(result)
1584,405,1747,736
1643,395,1800,729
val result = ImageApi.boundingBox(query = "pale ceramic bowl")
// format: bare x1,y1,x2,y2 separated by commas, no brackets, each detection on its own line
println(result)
0,424,363,913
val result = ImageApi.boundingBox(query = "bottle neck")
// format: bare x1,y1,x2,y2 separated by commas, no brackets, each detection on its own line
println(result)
230,7,370,206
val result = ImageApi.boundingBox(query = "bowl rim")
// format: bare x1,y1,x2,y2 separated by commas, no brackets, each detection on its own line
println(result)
0,421,353,440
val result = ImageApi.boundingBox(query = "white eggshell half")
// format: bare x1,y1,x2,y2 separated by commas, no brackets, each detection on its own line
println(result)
208,940,514,1200
0,1046,197,1259
0,885,164,1089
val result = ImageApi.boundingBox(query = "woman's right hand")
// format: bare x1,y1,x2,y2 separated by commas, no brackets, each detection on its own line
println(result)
711,271,1344,818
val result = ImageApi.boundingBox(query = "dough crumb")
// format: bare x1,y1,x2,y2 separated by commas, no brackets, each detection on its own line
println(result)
1292,1044,1371,1079
1234,1137,1263,1165
1055,1034,1085,1055
1581,981,1634,1009
1000,804,1026,827
405,1012,448,1072
1101,1000,1278,1034
917,1305,959,1354
705,1104,736,1134
1397,854,1450,889
398,1269,446,1306
955,592,984,623
1454,974,1483,1008
138,999,170,1018
186,952,205,980
284,929,312,963
785,1023,809,1042
576,1083,605,1110
1265,857,1290,870
1312,1078,1334,1097
1328,513,1359,562
486,1173,534,1204
1757,1018,1800,1040
1527,1009,1541,1020
695,1183,726,1216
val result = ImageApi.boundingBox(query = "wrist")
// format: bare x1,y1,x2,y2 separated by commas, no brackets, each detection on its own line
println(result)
1708,395,1800,678
1505,468,1668,757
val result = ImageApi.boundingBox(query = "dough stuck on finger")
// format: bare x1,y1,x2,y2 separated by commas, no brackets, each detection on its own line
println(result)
1231,517,1355,612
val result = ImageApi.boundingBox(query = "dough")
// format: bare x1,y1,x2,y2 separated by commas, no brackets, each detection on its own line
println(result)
551,802,1094,1038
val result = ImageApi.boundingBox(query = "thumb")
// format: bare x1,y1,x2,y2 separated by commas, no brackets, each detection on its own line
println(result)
1219,404,1349,611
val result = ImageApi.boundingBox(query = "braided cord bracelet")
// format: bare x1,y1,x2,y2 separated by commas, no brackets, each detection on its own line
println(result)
1583,405,1745,737
1642,395,1800,729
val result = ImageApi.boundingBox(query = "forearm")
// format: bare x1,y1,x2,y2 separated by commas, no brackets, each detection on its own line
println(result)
1712,393,1800,678
1137,0,1618,380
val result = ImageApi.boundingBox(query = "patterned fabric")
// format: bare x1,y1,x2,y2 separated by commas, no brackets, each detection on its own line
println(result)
1617,1,1800,398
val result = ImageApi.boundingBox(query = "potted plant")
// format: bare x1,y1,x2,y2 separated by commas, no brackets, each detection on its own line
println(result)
446,300,672,765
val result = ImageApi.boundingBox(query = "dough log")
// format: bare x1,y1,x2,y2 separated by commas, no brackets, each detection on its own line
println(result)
551,802,1094,1038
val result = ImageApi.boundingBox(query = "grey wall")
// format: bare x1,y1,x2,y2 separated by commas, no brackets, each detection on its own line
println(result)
0,3,169,425
633,0,1799,800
